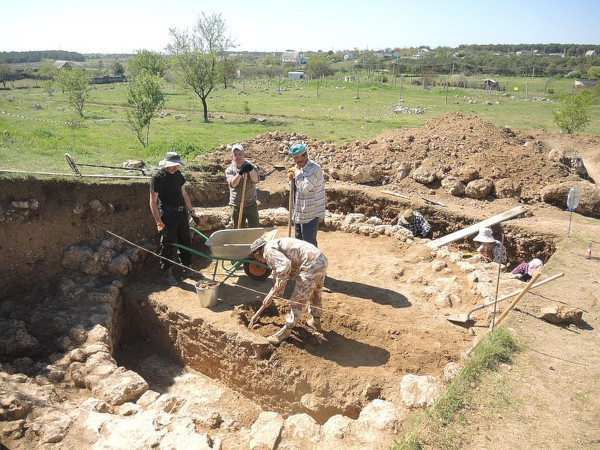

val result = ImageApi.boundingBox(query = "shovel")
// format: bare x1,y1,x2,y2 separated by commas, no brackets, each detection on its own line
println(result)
237,174,248,229
422,197,447,207
446,272,564,324
288,182,294,237
248,289,275,327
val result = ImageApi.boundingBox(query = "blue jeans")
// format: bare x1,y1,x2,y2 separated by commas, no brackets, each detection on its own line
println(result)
294,217,320,248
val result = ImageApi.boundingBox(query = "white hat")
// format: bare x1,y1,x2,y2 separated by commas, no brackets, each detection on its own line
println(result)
527,258,543,275
473,227,498,243
231,143,244,152
159,152,186,168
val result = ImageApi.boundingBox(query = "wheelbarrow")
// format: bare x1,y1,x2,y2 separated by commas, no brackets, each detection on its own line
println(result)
172,227,277,284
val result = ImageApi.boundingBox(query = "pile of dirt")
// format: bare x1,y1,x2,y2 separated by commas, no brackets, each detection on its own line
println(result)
197,113,591,205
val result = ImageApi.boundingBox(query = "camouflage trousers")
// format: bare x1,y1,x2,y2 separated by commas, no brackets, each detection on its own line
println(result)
285,254,328,327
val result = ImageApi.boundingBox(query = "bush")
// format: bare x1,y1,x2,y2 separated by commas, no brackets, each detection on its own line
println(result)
553,90,593,134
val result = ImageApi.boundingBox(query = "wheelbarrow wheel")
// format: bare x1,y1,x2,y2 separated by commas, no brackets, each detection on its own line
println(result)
243,260,272,281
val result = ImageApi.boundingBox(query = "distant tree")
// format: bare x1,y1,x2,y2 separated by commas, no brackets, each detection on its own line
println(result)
306,55,333,79
126,70,165,147
0,63,13,88
167,12,235,122
220,57,238,88
127,50,167,77
57,68,91,117
38,62,59,94
553,90,593,134
113,62,125,76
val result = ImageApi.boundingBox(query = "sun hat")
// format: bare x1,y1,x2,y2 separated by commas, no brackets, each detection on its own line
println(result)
249,237,267,255
473,227,498,243
159,152,186,168
231,143,244,153
288,143,307,157
527,258,543,276
400,209,414,225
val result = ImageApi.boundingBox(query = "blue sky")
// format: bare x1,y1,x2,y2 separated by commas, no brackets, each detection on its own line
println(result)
2,0,599,54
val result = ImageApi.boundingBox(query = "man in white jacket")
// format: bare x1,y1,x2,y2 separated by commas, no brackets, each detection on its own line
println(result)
287,143,326,247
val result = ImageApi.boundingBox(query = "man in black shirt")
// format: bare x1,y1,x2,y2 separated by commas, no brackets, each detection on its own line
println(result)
149,152,199,286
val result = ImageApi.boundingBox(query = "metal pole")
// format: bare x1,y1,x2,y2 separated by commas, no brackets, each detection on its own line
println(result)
568,210,573,235
490,231,505,331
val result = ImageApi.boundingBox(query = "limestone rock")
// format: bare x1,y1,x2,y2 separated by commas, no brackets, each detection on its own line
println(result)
465,178,494,199
249,411,284,450
412,167,436,185
400,374,441,408
442,362,461,382
494,178,521,199
90,367,149,406
540,180,600,218
441,176,465,196
547,148,589,178
281,413,321,444
107,255,133,276
538,305,583,325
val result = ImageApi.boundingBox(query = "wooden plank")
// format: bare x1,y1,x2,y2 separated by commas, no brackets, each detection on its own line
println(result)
426,205,528,249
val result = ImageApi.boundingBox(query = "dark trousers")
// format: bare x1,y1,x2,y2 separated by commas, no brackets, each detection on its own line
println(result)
230,203,259,228
159,209,192,270
294,217,320,248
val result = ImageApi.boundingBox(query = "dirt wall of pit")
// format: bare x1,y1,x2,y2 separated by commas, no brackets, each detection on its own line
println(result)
121,287,358,423
326,187,556,263
0,177,555,301
0,178,155,299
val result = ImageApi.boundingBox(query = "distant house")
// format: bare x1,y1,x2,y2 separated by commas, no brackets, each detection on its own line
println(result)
344,53,356,61
281,51,308,64
482,78,499,90
288,71,305,81
516,49,539,56
585,50,597,57
53,60,83,70
91,75,127,84
344,75,355,82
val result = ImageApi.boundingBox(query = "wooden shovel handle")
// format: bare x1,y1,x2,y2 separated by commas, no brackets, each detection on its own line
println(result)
288,182,294,237
237,174,247,229
493,272,542,328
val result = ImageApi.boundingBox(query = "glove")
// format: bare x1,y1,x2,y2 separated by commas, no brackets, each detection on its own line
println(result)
287,167,296,180
238,162,253,175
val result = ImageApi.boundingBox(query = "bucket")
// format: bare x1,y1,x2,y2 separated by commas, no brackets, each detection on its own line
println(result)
195,280,220,308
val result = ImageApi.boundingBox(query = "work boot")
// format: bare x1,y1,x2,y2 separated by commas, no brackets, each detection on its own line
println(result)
267,325,292,346
164,268,178,286
306,316,322,332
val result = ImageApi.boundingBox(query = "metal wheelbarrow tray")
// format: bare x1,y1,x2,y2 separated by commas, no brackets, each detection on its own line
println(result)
173,227,277,283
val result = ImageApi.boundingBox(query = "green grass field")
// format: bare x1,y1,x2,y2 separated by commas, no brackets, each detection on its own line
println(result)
1,75,598,173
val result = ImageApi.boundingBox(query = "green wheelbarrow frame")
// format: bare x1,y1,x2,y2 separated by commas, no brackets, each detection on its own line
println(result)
171,227,275,284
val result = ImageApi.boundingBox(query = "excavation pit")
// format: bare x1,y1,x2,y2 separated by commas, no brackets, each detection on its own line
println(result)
0,175,569,448
116,226,534,424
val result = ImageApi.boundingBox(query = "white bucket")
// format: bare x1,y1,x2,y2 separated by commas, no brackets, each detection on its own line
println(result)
195,280,220,308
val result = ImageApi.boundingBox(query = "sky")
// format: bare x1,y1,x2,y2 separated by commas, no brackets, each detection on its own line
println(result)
2,0,599,54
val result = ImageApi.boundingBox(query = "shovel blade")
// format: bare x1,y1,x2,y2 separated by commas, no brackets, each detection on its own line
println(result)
446,314,473,325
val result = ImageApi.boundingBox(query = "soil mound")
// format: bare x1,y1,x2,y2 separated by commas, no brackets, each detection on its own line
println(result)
199,113,589,205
